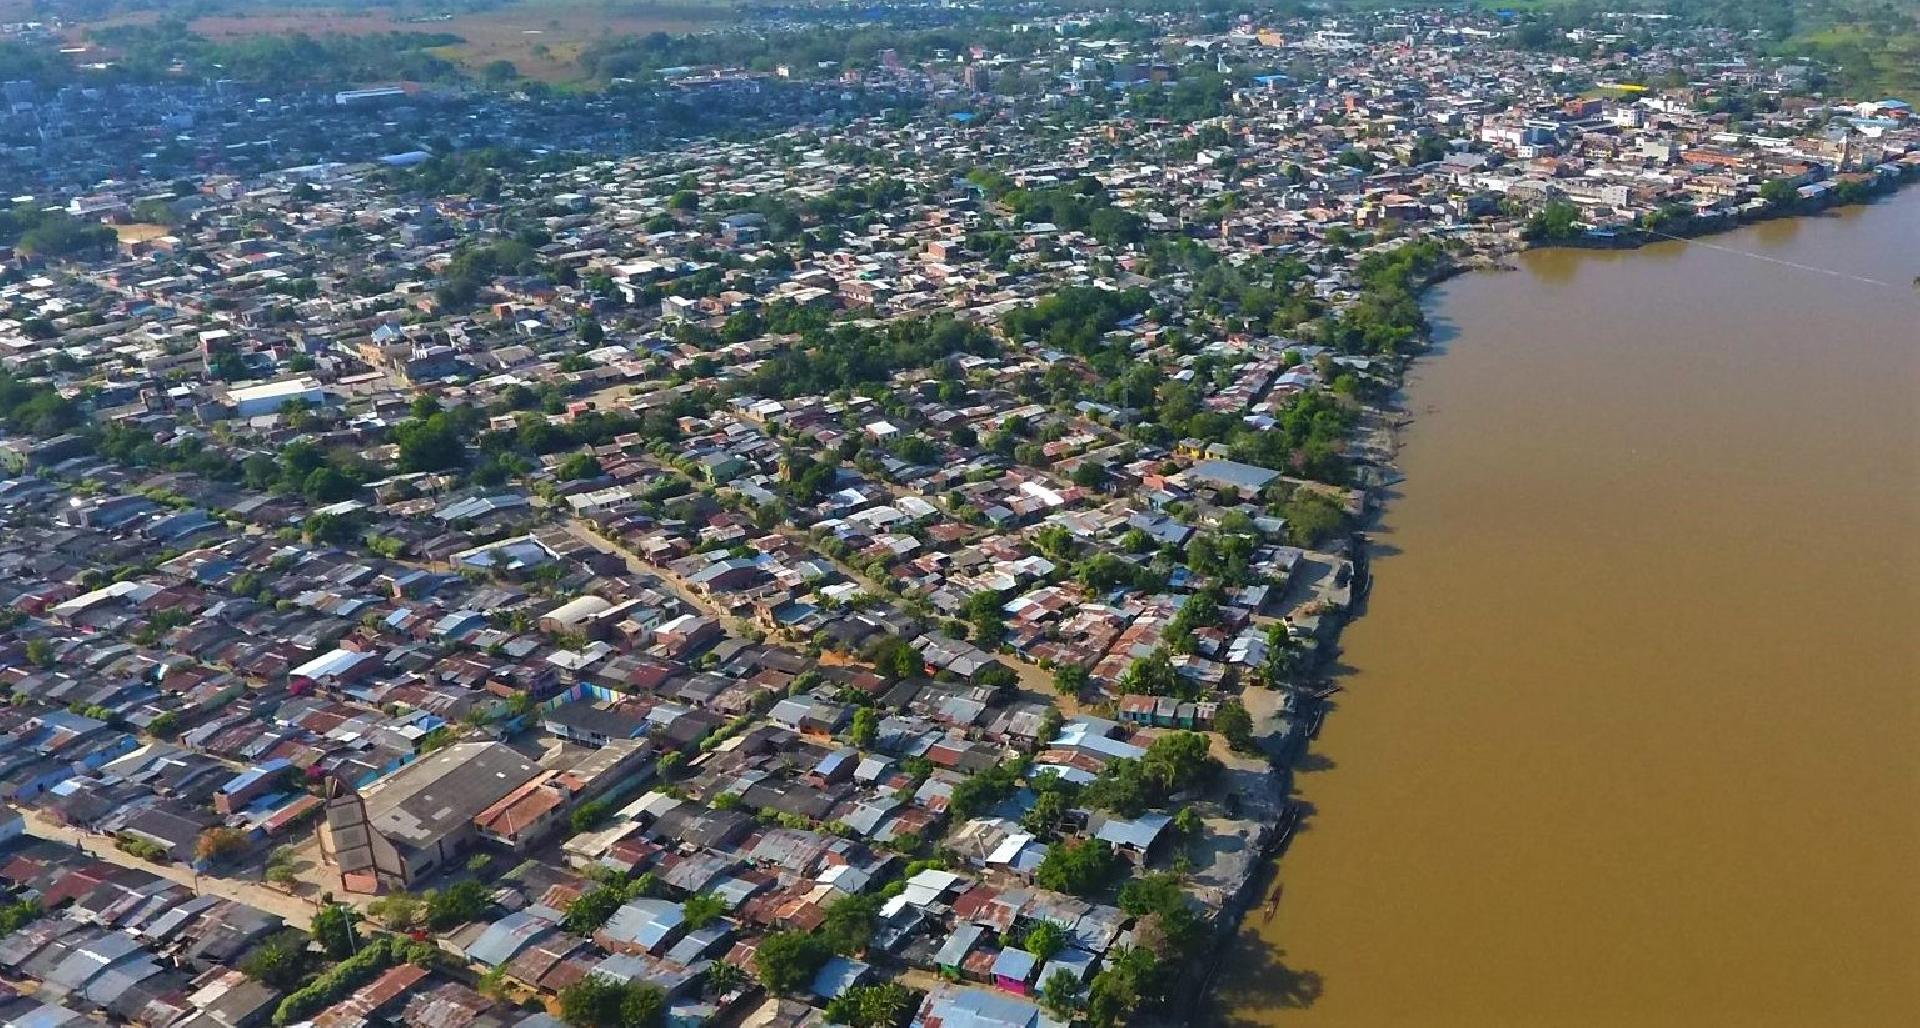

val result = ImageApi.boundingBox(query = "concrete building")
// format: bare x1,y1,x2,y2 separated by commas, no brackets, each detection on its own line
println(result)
317,741,541,892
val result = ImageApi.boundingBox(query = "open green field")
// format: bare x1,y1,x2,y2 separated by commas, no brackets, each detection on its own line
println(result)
1783,18,1920,99
46,0,739,84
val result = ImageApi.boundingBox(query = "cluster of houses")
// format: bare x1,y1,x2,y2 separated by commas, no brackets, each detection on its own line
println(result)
0,3,1914,1027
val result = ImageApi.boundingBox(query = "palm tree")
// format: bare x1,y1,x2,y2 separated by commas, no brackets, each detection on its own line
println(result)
705,960,748,999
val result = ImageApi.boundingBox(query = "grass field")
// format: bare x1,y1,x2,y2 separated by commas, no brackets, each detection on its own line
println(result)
1784,22,1920,99
51,0,739,84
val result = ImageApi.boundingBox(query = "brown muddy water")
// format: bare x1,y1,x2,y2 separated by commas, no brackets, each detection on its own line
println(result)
1219,191,1920,1027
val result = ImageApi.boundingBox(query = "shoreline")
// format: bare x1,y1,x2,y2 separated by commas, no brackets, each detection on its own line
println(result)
1185,160,1920,1026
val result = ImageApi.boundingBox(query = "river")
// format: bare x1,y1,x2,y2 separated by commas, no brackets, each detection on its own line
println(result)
1219,191,1920,1027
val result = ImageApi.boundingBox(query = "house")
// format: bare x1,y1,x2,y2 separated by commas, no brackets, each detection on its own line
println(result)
915,984,1059,1028
990,948,1039,995
1183,459,1279,495
1086,811,1173,866
542,701,650,748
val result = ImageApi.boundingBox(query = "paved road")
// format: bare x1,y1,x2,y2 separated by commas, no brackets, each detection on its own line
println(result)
21,809,320,928
559,519,747,630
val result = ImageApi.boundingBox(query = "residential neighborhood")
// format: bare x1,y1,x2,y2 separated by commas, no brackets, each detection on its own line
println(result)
0,3,1913,1028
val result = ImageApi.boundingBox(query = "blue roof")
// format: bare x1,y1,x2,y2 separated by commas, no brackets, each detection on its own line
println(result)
916,986,1049,1028
467,909,557,966
217,759,291,796
934,923,986,966
1187,458,1281,491
1090,811,1172,851
1036,948,1096,985
602,898,684,951
991,947,1039,981
810,956,870,1000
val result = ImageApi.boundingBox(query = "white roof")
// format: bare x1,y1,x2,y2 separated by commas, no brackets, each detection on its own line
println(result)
228,376,321,403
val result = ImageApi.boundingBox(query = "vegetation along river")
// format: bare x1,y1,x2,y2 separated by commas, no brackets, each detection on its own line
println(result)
1219,189,1920,1027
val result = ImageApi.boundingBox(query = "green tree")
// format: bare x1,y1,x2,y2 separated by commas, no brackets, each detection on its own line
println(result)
963,591,1005,643
1282,489,1347,547
1522,200,1583,242
1215,698,1256,753
311,903,360,960
819,893,881,955
424,879,492,930
1759,177,1799,207
556,452,604,480
1024,920,1066,962
824,982,915,1028
850,706,878,748
754,930,830,994
1040,967,1082,1018
1035,838,1119,897
706,960,748,997
559,974,668,1028
240,929,314,991
367,891,424,930
682,893,727,930
0,900,40,936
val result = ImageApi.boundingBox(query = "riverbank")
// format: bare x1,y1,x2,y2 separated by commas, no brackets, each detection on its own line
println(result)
1526,157,1920,252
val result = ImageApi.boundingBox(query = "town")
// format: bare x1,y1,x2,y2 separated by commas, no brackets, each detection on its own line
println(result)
0,3,1915,1028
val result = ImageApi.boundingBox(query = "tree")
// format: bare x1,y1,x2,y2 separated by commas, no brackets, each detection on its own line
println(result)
1085,963,1139,1028
1282,489,1347,547
682,893,727,930
1023,789,1073,839
1119,648,1181,697
240,929,314,991
1173,806,1202,838
824,982,915,1028
1118,873,1188,918
482,59,520,85
367,891,424,930
0,900,39,936
195,826,249,865
1040,967,1082,1018
963,591,1005,643
819,893,880,955
425,879,492,929
1215,698,1256,753
1035,838,1119,897
866,635,923,681
705,960,748,998
1070,461,1108,490
393,411,467,472
557,452,605,480
1760,177,1799,207
1052,664,1089,697
311,903,360,960
850,706,878,748
1522,200,1582,242
559,974,668,1028
24,638,54,668
754,930,830,994
564,886,627,935
1024,920,1066,962
572,798,614,834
